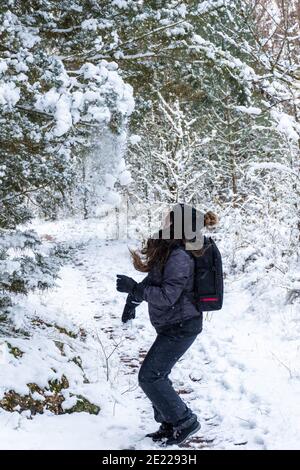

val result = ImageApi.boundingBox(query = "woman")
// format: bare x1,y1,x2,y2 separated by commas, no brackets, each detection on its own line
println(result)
116,204,218,446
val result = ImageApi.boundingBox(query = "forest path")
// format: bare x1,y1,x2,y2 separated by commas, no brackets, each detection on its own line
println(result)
2,218,299,450
66,234,298,450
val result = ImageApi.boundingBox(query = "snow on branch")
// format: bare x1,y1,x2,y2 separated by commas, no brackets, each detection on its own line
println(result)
248,162,299,179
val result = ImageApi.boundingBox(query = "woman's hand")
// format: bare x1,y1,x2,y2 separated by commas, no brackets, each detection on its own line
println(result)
116,274,137,294
121,304,136,323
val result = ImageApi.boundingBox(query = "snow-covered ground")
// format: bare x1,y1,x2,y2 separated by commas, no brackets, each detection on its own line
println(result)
0,218,300,450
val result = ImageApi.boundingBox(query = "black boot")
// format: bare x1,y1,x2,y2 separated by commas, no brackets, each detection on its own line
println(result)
146,422,174,442
165,419,201,446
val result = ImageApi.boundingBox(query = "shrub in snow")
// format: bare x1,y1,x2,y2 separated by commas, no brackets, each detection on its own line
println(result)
0,318,101,416
0,230,60,314
0,372,100,416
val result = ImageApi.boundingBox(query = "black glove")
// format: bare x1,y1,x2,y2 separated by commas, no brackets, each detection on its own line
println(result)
121,294,140,323
132,282,146,303
121,303,136,323
116,274,137,294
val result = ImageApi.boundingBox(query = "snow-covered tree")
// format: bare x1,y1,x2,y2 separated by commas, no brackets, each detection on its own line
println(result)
128,94,209,206
125,0,299,304
0,3,134,313
1,0,299,314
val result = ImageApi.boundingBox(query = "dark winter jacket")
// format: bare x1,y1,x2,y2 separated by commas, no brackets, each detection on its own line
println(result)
136,244,202,330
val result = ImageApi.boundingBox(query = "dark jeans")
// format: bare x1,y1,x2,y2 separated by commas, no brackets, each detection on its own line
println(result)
138,316,202,428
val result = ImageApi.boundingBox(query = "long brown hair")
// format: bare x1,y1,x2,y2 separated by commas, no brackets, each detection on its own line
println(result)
130,238,181,272
130,210,219,273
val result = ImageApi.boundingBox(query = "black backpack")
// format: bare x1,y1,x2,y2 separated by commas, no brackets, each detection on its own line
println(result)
192,236,223,312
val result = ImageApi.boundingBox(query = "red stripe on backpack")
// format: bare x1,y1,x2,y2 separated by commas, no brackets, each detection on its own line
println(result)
201,297,219,302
